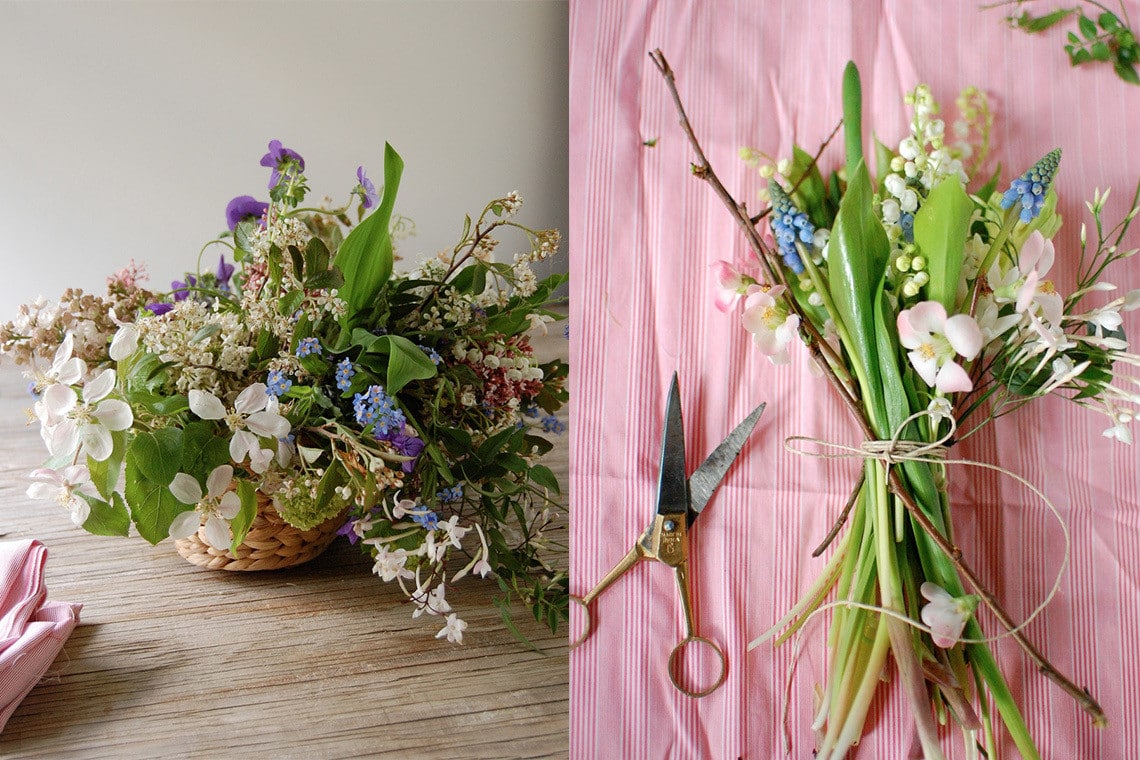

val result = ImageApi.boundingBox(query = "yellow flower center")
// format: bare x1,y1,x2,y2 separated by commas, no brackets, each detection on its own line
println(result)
918,342,937,360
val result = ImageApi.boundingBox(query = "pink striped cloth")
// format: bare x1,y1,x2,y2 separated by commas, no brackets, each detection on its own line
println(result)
569,1,1140,757
0,539,81,732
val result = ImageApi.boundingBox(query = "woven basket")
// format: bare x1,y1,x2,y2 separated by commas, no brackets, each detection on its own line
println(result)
174,491,346,571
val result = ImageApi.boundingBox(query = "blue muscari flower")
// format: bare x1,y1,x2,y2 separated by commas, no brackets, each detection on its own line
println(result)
266,369,292,397
767,182,812,274
335,358,355,391
541,414,566,434
437,484,464,503
899,211,915,243
419,344,442,365
411,510,439,530
1001,149,1061,224
295,337,322,358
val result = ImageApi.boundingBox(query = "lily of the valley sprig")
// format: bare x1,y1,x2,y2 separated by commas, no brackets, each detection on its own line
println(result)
652,49,1138,759
1,139,569,644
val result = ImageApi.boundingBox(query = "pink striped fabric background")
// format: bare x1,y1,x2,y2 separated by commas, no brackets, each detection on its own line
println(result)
569,1,1140,758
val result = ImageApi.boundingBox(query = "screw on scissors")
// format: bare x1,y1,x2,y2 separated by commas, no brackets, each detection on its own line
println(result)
570,372,764,698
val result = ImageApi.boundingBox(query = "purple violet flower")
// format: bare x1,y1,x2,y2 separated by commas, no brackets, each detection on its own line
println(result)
260,139,305,189
146,302,174,316
381,428,425,473
357,166,379,209
171,275,196,302
225,195,269,231
216,255,235,289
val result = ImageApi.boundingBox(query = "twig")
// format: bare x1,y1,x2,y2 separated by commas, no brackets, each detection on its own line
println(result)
812,469,865,557
750,120,844,225
648,47,1106,727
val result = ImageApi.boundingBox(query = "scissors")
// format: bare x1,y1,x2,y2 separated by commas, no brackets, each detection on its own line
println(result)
570,372,765,698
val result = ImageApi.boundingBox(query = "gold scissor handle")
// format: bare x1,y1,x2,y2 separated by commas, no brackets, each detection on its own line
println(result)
668,556,727,698
569,544,644,650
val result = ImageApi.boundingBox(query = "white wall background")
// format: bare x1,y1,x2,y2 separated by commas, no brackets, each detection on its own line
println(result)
0,0,568,317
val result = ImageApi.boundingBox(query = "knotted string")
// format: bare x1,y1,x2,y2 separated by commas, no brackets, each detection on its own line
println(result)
748,408,1073,751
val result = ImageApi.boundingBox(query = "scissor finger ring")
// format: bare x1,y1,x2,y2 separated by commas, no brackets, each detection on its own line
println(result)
668,635,728,698
568,595,594,650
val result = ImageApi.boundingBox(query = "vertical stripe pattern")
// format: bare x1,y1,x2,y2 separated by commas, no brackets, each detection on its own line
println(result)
570,1,1140,757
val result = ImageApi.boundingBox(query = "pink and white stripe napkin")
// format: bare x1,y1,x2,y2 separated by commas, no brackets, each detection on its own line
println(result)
0,539,81,732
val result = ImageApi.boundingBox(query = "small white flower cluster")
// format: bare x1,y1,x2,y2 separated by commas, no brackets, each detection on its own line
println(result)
501,190,523,216
140,300,254,396
889,85,968,195
245,215,313,261
355,496,495,644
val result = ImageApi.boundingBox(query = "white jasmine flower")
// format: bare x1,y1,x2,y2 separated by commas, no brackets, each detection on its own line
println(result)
41,369,133,461
367,543,415,582
438,515,471,549
920,582,977,648
27,465,96,526
926,397,954,425
435,613,468,644
412,584,452,619
168,465,242,550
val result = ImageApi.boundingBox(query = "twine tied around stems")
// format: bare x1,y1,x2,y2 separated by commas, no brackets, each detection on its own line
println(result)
761,406,1071,649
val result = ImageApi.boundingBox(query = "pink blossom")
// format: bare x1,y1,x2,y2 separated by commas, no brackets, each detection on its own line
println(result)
897,301,983,393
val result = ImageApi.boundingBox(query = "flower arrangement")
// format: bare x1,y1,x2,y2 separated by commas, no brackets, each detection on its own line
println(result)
652,51,1138,758
1,139,569,643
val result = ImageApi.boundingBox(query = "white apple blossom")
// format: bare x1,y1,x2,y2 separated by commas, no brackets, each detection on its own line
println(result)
168,465,242,550
41,369,133,461
189,383,290,474
29,333,86,394
897,301,983,393
26,465,96,526
919,582,978,648
741,285,800,365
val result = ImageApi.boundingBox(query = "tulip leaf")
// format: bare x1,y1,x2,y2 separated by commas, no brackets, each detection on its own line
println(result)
335,143,404,318
842,62,864,181
827,159,891,427
914,178,973,311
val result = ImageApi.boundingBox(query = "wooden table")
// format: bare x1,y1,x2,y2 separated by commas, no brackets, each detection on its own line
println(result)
0,334,569,760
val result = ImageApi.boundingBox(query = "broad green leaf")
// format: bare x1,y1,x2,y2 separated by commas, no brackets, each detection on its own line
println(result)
129,428,184,486
1116,61,1140,84
80,492,131,537
530,464,560,494
180,421,232,475
334,143,404,316
288,245,305,280
1091,40,1112,61
842,62,863,180
873,136,895,186
229,480,258,553
379,334,438,393
125,461,191,544
827,159,890,428
914,177,973,311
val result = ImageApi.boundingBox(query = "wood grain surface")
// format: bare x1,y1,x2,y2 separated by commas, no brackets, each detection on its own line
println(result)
0,332,570,760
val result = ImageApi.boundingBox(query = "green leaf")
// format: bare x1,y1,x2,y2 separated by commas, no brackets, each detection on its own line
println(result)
229,480,258,553
288,245,306,280
1068,31,1082,45
180,421,232,475
790,146,829,224
305,267,344,291
1099,11,1121,31
1019,8,1074,32
124,461,191,544
88,430,127,500
913,177,973,311
1115,61,1140,84
304,236,331,274
450,263,488,295
379,334,437,393
334,143,404,316
129,428,184,486
1091,40,1112,61
842,62,863,181
530,464,560,494
1079,14,1098,39
827,159,891,429
80,491,131,537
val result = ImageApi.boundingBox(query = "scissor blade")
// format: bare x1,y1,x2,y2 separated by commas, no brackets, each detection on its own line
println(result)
688,401,765,519
656,373,690,516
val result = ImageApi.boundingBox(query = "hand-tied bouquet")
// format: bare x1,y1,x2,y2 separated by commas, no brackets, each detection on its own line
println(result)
652,51,1139,758
0,140,569,643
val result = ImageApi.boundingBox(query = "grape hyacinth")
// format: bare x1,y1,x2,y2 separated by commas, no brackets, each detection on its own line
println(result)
1001,148,1061,224
767,182,813,274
